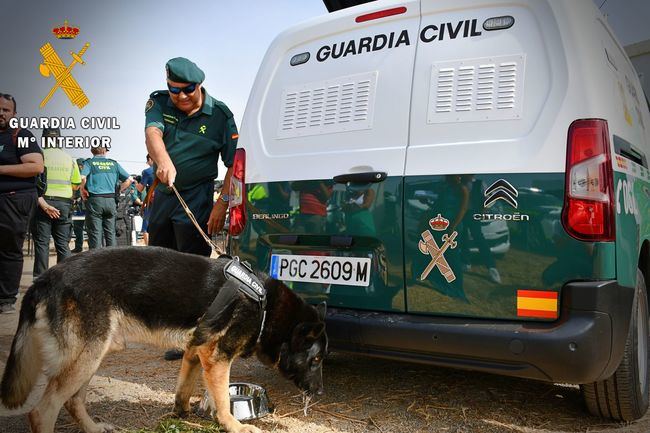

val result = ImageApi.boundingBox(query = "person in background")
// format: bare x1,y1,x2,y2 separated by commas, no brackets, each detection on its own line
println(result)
80,145,132,249
129,175,146,207
32,128,81,278
71,158,86,253
140,154,154,244
0,93,44,313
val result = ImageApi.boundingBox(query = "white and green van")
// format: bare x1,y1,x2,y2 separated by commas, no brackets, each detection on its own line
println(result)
228,0,650,420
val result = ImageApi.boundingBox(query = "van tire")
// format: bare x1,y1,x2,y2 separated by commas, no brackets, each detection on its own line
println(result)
581,270,649,421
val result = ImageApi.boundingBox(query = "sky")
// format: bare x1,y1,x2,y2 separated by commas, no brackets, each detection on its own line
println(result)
3,0,648,176
597,0,650,46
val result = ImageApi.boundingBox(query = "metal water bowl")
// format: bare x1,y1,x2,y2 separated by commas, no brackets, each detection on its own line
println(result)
196,383,270,421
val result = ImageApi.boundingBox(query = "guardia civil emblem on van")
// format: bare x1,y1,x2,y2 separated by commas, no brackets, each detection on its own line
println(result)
418,214,458,282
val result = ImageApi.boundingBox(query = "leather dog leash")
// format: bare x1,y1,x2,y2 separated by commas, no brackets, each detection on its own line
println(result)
170,184,225,256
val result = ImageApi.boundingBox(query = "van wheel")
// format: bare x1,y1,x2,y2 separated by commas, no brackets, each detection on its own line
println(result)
581,270,649,421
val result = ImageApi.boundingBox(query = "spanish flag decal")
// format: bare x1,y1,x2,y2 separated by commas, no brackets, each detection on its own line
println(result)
517,290,559,319
231,133,239,140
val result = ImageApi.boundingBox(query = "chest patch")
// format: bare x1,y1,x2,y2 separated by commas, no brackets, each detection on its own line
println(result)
224,257,266,306
163,114,178,125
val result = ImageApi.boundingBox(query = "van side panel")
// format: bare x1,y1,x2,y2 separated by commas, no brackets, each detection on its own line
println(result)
597,18,650,289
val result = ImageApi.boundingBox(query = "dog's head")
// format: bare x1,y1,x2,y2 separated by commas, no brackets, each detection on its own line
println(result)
278,302,328,397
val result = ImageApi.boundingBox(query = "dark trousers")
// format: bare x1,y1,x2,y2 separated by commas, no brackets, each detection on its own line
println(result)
73,218,84,250
148,182,212,257
85,196,117,249
33,198,72,278
0,190,37,305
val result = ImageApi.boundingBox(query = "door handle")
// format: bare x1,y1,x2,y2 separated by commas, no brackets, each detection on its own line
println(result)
333,172,387,184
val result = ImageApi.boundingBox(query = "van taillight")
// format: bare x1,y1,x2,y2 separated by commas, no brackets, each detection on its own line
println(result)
229,148,247,236
562,119,615,241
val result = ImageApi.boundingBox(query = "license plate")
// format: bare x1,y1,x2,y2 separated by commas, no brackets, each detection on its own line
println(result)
270,254,371,287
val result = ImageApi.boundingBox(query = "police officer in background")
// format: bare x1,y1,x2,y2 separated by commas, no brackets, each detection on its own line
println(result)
32,128,81,278
80,145,132,249
144,57,238,256
140,154,154,244
0,93,43,314
71,158,86,253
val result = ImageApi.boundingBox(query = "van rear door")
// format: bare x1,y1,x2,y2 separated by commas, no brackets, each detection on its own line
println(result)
237,1,421,312
403,0,605,319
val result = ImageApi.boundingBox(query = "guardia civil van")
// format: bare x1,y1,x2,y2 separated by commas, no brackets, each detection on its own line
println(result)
228,0,650,420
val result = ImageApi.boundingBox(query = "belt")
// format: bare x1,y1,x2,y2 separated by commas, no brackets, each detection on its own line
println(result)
44,195,72,203
89,193,115,198
0,189,36,197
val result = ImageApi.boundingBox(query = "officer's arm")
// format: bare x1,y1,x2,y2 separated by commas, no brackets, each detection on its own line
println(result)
119,176,133,193
208,166,233,235
71,160,81,191
0,153,44,177
80,176,89,200
145,126,176,186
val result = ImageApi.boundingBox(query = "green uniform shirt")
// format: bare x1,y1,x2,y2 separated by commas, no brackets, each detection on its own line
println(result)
81,155,129,194
144,89,238,191
43,148,81,199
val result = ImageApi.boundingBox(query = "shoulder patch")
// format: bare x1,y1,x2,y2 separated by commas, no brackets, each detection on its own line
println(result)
149,90,170,99
213,100,234,119
145,99,154,113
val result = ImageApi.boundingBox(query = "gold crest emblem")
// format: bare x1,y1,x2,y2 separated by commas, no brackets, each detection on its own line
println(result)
418,214,458,282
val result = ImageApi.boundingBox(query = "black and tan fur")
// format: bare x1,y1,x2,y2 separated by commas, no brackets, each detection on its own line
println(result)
0,247,328,433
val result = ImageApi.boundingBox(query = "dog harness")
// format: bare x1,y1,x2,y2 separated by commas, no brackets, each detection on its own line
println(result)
223,257,267,343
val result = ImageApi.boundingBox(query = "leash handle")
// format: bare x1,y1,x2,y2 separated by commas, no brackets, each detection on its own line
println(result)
143,177,159,210
170,184,225,255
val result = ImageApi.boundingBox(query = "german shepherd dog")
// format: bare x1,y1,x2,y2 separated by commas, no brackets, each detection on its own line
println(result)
0,247,328,433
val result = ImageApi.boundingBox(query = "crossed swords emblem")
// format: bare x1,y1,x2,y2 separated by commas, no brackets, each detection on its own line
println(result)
39,42,90,109
418,223,458,283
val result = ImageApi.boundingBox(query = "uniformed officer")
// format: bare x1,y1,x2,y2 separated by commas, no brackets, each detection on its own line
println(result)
80,146,132,249
32,128,82,278
144,57,238,256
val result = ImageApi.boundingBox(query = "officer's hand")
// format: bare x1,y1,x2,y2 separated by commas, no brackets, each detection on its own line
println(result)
208,200,228,235
81,188,89,200
156,160,177,187
42,204,61,219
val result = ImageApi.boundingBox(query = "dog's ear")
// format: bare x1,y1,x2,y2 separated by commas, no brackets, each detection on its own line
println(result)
291,322,325,350
316,301,327,321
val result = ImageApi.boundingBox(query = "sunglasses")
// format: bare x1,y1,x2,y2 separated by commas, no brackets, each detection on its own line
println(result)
167,83,197,95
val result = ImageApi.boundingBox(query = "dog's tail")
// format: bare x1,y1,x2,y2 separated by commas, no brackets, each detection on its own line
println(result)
0,288,46,415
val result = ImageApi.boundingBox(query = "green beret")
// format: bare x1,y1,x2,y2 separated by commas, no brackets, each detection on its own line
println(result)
165,57,205,84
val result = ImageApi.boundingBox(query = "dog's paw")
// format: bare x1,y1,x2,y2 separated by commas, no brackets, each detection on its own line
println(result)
234,424,262,433
90,422,115,433
172,405,189,419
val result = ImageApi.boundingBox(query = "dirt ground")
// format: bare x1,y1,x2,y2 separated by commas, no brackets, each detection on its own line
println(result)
2,251,650,433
